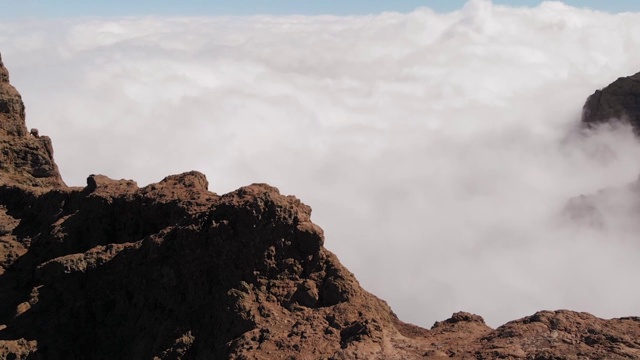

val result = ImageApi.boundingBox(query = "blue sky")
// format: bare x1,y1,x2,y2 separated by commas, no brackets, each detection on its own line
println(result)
1,0,639,19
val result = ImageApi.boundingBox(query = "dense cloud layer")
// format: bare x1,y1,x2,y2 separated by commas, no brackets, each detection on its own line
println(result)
2,0,640,327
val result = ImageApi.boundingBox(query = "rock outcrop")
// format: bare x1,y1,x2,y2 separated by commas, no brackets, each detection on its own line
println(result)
582,71,640,133
0,53,64,188
1,52,640,359
573,71,640,230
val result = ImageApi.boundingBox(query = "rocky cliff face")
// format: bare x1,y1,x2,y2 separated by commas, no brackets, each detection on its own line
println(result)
1,52,640,359
582,71,640,133
0,54,64,188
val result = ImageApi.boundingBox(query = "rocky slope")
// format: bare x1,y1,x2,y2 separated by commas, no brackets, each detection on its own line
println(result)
1,52,640,359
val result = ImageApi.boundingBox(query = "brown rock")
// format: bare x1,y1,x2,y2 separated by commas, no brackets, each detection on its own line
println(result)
477,311,640,359
0,339,37,360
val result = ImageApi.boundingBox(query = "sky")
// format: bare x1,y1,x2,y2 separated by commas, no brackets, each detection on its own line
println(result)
2,0,640,328
1,0,640,18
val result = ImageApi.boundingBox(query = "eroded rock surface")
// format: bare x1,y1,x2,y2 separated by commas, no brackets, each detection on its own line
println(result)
1,51,640,359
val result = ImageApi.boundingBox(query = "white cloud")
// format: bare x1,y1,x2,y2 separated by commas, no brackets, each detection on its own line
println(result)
2,0,640,327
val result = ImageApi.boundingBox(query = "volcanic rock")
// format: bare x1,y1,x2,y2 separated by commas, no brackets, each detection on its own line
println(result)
582,71,640,133
1,52,640,359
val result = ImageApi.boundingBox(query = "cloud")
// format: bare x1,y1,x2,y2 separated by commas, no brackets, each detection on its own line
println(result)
2,0,640,327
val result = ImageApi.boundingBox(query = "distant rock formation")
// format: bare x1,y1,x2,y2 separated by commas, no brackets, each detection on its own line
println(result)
582,71,640,133
573,71,640,231
1,51,640,359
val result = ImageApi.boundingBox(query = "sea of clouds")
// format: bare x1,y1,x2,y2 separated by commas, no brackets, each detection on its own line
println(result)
2,0,640,327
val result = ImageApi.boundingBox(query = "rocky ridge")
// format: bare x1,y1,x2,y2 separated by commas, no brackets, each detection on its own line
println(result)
1,52,640,359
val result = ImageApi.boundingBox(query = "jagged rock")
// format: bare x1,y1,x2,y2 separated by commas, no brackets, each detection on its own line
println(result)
0,53,64,188
0,172,412,359
1,51,640,359
0,53,27,137
582,71,640,133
